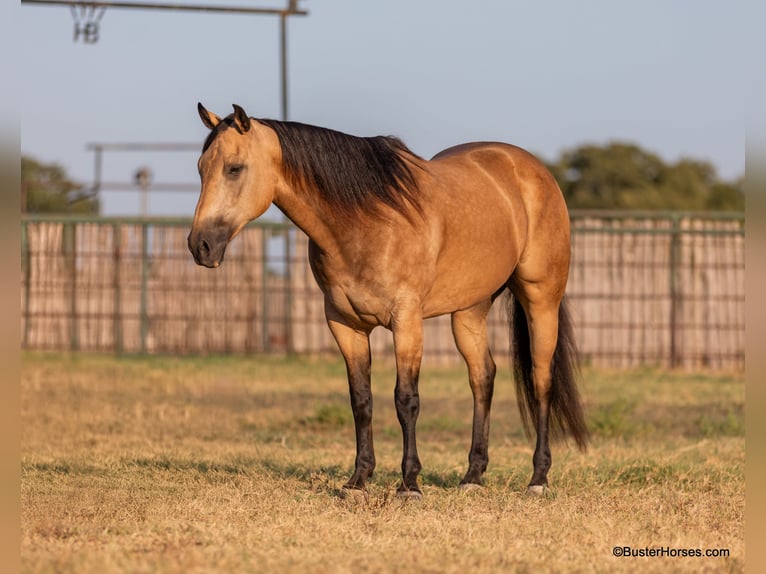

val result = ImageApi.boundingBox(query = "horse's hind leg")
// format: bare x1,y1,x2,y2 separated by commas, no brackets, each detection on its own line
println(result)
511,280,588,496
451,300,496,487
511,282,571,494
325,303,375,494
520,297,559,494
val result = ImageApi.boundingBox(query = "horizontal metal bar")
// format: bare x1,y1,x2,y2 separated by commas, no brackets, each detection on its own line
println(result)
22,214,194,225
569,209,744,221
571,226,743,236
566,292,744,301
21,0,308,16
578,350,745,360
97,182,199,192
86,142,200,152
21,213,293,229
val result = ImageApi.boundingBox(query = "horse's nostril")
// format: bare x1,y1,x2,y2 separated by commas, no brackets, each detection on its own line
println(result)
200,239,210,254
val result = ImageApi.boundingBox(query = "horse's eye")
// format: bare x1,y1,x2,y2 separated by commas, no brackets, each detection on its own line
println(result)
227,164,244,177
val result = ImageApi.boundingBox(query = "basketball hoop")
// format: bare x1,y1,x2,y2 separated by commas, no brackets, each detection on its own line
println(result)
70,3,106,44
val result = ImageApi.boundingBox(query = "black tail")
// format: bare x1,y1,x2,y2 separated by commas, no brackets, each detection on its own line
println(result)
509,294,589,451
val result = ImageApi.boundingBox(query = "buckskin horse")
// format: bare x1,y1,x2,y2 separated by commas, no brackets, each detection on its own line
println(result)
188,103,588,498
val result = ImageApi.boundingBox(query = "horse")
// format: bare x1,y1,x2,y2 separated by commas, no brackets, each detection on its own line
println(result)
188,103,588,498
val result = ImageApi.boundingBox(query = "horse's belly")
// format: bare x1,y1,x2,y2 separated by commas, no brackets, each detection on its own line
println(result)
422,246,519,317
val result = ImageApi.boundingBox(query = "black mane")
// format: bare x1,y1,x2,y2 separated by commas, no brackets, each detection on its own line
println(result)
257,119,423,218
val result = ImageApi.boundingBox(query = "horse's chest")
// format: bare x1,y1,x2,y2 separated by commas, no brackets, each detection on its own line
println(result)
308,244,398,328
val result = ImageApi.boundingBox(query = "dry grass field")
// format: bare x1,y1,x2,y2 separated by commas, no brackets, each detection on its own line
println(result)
21,353,744,573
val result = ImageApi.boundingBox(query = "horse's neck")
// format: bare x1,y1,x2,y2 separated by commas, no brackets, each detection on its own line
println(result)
272,183,343,254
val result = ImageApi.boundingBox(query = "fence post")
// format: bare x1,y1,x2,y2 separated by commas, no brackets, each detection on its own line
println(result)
63,221,79,351
285,227,294,355
261,226,270,353
112,222,123,354
669,215,682,368
140,222,149,353
21,220,31,348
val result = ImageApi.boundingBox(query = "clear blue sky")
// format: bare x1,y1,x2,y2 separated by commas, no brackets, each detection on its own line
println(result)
20,1,744,216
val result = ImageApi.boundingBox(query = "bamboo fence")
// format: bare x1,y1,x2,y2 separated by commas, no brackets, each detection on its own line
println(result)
21,212,744,370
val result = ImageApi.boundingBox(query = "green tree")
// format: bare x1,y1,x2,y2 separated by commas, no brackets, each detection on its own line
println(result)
706,179,745,210
656,158,715,210
549,142,743,211
553,143,664,209
22,156,99,214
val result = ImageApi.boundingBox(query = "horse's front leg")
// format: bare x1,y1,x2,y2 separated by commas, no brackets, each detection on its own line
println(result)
326,304,375,493
391,306,425,499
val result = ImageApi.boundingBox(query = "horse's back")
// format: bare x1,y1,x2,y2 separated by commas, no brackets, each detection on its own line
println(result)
430,140,568,239
428,140,567,234
431,141,562,202
431,141,523,161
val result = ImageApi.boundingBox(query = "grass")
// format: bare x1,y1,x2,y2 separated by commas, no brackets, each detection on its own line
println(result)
21,352,744,573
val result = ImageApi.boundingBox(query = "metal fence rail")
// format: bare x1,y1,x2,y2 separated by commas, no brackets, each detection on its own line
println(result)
20,212,744,370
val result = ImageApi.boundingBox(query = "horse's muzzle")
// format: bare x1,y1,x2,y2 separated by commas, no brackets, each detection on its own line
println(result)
188,225,229,268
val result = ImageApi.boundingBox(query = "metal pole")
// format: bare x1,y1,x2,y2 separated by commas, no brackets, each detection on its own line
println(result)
22,221,31,348
92,145,103,210
262,227,271,353
140,187,148,217
669,216,682,369
93,145,102,187
112,222,123,354
284,227,293,354
64,222,79,351
140,222,149,353
280,12,288,120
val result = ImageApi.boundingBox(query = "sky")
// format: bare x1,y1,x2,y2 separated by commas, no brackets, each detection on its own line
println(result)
20,0,744,217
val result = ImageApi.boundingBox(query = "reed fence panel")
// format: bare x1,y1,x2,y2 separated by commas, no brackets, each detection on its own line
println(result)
21,212,744,370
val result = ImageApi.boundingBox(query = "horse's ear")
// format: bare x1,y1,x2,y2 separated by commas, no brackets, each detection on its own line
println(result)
232,104,251,133
198,102,221,130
